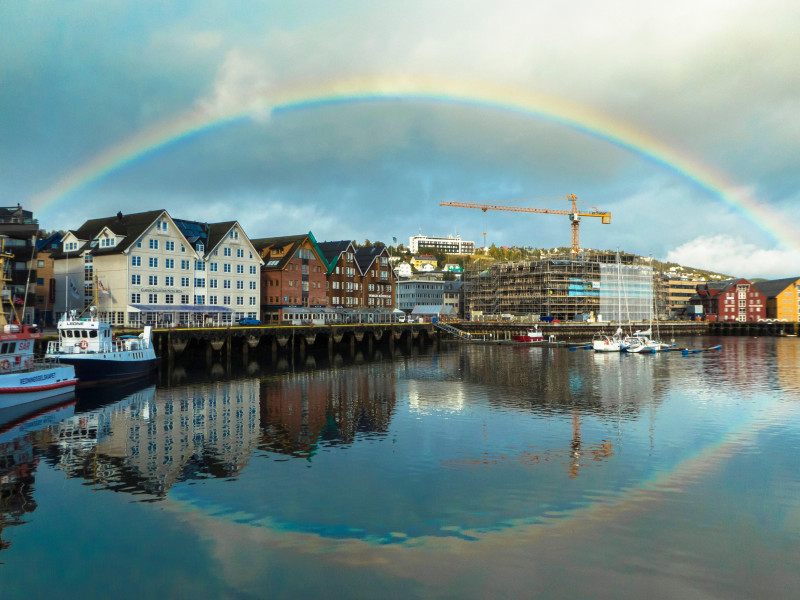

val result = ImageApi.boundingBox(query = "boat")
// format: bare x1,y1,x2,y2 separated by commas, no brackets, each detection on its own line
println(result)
45,307,158,385
512,326,544,343
0,324,78,409
592,327,626,352
0,236,77,409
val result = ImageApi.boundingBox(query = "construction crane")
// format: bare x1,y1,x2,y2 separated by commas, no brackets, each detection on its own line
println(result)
440,194,611,257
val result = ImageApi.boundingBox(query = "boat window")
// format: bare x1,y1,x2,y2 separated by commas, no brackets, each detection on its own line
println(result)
1,343,7,354
90,330,98,338
64,330,73,338
81,331,88,338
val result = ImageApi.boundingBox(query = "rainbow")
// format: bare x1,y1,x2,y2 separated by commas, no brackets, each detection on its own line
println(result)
29,75,799,251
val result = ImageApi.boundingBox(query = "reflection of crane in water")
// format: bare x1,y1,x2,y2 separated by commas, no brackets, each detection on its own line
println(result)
568,410,614,479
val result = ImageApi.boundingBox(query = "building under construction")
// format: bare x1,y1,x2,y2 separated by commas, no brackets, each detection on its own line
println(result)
463,251,655,322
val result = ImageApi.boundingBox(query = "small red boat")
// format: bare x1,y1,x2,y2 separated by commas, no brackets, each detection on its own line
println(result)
512,326,544,343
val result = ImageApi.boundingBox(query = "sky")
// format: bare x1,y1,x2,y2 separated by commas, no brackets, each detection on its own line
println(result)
1,0,799,278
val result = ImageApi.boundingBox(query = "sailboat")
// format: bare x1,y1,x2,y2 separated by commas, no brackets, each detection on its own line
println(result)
624,260,670,353
593,251,627,352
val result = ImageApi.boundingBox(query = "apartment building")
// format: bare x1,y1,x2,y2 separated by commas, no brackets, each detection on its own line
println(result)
53,210,262,327
251,233,329,323
355,245,396,308
409,234,475,255
317,240,362,308
695,279,766,322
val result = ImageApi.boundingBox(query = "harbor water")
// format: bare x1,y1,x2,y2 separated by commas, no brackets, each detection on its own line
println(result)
2,336,799,599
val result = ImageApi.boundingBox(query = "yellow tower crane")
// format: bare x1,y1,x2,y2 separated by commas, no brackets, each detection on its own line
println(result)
440,194,611,257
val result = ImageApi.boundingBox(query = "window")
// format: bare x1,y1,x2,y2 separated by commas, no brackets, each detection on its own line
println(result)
223,280,231,289
149,257,158,268
180,294,189,304
209,295,218,305
209,279,217,289
224,248,231,257
236,264,244,274
223,263,231,273
132,256,141,267
166,241,174,251
164,258,174,269
197,242,204,253
236,296,244,305
165,294,173,305
236,281,244,290
249,281,256,290
195,295,205,305
64,241,79,251
148,293,158,303
181,259,190,269
249,297,256,305
165,276,174,286
149,239,158,249
195,260,205,271
229,230,239,239
148,275,158,285
131,274,141,285
37,260,45,268
237,248,244,258
160,220,168,232
249,265,256,275
223,296,231,305
131,293,141,303
210,262,218,272
194,278,205,287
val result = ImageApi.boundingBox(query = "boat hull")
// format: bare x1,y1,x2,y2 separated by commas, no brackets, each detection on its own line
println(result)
0,365,78,409
56,355,158,386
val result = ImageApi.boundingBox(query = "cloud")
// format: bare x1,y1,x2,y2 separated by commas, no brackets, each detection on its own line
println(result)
665,235,800,279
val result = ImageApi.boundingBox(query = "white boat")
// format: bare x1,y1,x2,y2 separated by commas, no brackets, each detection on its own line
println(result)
0,324,77,409
624,329,670,353
45,307,158,385
592,327,626,352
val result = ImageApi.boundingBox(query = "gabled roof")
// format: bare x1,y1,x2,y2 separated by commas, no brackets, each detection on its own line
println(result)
206,221,237,254
754,277,800,298
36,232,63,253
316,240,354,268
354,245,388,274
52,209,167,258
251,233,328,271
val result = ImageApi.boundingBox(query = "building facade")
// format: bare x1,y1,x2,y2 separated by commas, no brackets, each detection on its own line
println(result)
251,233,329,323
0,205,39,324
317,241,361,309
396,276,445,313
409,234,475,255
696,279,766,322
355,246,396,308
754,277,800,321
53,210,262,327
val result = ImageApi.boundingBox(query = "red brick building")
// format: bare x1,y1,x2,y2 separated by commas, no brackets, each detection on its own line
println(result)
696,278,766,322
317,240,361,308
355,246,396,308
251,233,329,323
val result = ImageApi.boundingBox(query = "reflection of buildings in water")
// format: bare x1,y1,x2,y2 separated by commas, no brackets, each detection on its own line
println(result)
52,380,261,495
407,380,465,414
1,401,75,551
775,339,800,392
259,365,397,457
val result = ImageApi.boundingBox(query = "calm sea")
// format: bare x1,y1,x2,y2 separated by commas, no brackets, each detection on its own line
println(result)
1,336,799,599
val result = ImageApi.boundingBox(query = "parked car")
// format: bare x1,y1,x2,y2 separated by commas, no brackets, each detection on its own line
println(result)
237,317,262,326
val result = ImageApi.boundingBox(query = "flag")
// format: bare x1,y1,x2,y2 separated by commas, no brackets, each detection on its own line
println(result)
12,295,23,306
393,237,397,243
98,279,110,294
68,278,80,299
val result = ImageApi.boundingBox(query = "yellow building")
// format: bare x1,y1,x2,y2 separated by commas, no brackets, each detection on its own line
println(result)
411,254,438,271
754,277,800,321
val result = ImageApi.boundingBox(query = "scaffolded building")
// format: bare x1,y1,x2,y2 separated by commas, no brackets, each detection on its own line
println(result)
463,252,654,322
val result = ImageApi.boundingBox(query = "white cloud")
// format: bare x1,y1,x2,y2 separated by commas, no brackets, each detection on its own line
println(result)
666,235,800,279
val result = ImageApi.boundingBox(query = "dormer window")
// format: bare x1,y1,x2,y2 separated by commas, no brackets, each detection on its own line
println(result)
64,241,79,252
229,230,239,240
197,242,204,253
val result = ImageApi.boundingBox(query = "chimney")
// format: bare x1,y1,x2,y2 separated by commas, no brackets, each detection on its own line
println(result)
117,211,123,221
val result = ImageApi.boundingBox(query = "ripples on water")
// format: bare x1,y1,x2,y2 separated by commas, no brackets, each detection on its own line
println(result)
1,336,799,598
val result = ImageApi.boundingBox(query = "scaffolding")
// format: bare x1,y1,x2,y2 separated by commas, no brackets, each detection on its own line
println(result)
463,252,645,321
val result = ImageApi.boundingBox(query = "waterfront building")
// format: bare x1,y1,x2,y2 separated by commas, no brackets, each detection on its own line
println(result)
53,210,262,327
33,232,63,326
462,251,642,322
396,276,445,314
443,281,464,317
354,245,396,309
317,240,360,309
661,275,707,318
695,278,766,322
754,277,800,321
394,261,412,278
408,234,475,255
251,233,329,323
0,205,39,325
